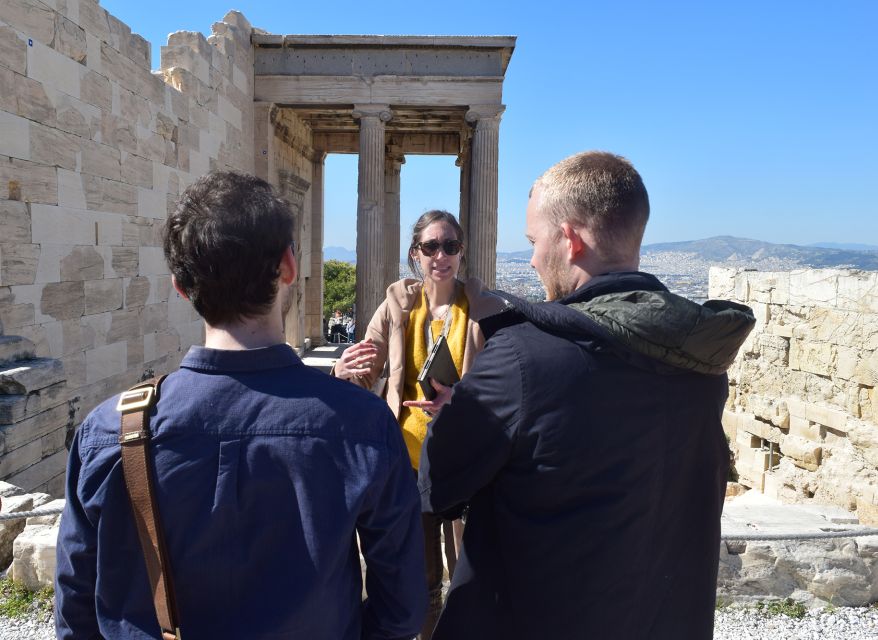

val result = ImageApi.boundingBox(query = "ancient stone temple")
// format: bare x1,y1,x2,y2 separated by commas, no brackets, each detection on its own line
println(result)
0,2,515,494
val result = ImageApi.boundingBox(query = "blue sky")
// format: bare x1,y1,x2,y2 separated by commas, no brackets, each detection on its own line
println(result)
102,0,877,253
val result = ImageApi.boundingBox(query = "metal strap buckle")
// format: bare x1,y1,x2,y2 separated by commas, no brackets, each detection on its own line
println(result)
116,386,155,413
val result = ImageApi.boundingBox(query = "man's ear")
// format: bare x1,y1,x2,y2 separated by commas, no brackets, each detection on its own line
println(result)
171,275,189,300
560,222,585,262
279,245,297,285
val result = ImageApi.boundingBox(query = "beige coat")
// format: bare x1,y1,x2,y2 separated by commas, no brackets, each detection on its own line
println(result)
344,277,507,419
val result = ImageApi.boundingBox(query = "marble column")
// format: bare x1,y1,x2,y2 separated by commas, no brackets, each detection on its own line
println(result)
307,151,326,344
465,105,504,288
353,104,392,339
384,147,405,289
456,132,471,279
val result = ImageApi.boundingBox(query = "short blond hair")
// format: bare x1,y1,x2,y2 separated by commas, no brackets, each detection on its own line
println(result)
532,151,649,263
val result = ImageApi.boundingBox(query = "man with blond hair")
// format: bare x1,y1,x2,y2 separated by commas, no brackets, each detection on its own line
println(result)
419,151,755,639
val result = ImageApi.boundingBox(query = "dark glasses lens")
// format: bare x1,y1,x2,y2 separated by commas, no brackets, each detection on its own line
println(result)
419,240,462,257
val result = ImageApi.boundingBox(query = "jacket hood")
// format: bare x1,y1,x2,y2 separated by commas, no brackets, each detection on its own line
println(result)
487,272,755,375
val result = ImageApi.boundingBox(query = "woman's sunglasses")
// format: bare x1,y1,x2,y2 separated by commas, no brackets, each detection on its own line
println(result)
417,240,463,257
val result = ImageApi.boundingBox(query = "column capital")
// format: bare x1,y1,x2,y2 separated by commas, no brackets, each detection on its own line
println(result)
465,104,505,127
353,104,394,123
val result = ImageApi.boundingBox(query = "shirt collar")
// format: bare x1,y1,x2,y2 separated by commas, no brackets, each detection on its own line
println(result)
180,343,301,373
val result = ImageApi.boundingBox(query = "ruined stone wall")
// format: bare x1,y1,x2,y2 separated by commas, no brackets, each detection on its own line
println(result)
712,268,878,523
0,1,256,494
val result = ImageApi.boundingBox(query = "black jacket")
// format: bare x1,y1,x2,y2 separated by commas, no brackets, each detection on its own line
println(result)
418,272,755,640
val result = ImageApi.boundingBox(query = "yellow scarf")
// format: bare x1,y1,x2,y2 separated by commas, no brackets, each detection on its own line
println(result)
399,283,469,469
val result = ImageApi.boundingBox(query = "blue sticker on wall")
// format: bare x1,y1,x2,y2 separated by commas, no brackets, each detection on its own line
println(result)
28,39,33,46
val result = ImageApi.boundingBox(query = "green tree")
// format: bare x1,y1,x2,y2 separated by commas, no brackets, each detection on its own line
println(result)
323,259,356,320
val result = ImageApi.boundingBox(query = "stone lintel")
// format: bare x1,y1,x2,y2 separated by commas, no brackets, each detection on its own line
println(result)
255,75,504,107
311,131,461,155
0,359,65,395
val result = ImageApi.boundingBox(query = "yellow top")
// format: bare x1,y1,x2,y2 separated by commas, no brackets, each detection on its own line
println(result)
398,288,469,469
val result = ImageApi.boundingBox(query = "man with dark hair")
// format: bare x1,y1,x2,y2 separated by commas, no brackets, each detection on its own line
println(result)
56,171,426,639
419,151,755,639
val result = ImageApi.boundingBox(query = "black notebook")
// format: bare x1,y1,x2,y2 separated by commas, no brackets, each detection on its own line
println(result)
417,335,460,400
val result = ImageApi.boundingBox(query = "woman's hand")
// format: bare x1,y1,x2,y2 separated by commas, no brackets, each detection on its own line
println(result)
334,338,379,380
402,379,453,417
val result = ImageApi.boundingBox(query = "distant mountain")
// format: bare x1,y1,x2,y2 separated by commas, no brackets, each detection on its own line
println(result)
497,250,532,262
324,246,357,263
808,242,878,252
641,236,878,270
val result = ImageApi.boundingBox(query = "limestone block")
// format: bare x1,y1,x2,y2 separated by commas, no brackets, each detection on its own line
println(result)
106,309,140,343
118,153,153,189
138,246,168,276
0,243,39,286
0,381,65,425
755,333,789,366
98,40,141,89
111,246,138,277
741,414,784,445
0,300,35,332
29,121,80,170
12,72,57,126
137,186,167,219
789,339,832,377
106,14,149,70
0,493,34,569
30,204,90,246
53,12,86,63
0,356,64,395
123,276,150,309
0,481,25,498
780,435,822,471
789,270,840,308
116,86,151,127
150,275,171,304
2,0,55,46
27,38,82,100
749,272,790,305
80,69,111,111
835,345,859,382
0,156,58,205
138,130,168,163
232,65,249,95
0,24,27,75
167,85,189,122
747,395,790,429
9,521,58,590
161,44,210,85
0,403,67,454
805,403,847,432
60,351,84,388
0,200,30,245
0,111,31,161
82,278,122,315
85,340,126,383
77,0,111,45
141,302,167,334
788,416,823,442
856,498,878,527
847,419,878,468
82,140,121,180
722,410,741,441
52,93,96,140
5,445,67,494
0,335,36,366
837,271,878,313
0,437,41,477
56,169,86,209
83,175,137,214
38,280,83,320
60,246,103,281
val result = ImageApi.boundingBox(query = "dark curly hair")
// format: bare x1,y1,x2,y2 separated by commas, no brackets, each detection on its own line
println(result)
162,171,295,325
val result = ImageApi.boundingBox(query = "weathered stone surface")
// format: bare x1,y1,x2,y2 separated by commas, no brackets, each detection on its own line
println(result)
142,302,168,333
85,340,126,384
27,38,82,100
111,246,138,277
60,246,103,282
0,493,34,570
125,276,150,308
81,69,112,111
10,521,59,590
0,335,36,366
105,309,140,343
0,25,27,75
0,403,68,455
0,157,58,205
83,174,137,214
82,140,121,180
84,278,122,314
53,12,87,63
7,450,66,494
0,358,64,395
0,243,39,286
0,110,30,161
0,381,65,424
29,123,81,171
40,281,84,320
2,0,55,47
0,200,30,244
121,153,153,188
13,72,57,126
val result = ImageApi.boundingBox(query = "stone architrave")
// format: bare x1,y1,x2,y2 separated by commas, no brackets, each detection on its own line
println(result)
353,104,392,339
384,147,405,289
465,105,504,288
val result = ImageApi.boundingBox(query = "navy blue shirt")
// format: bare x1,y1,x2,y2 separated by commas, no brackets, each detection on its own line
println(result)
56,344,426,639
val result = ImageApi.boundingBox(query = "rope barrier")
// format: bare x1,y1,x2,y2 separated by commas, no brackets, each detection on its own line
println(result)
0,506,64,522
3,506,878,542
722,528,878,542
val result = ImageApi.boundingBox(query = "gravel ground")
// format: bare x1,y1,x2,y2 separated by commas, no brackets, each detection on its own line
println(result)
3,606,878,639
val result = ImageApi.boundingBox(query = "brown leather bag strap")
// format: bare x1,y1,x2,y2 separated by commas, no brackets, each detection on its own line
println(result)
117,376,182,640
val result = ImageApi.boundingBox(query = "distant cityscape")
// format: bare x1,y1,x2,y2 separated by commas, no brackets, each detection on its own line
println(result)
325,236,878,305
